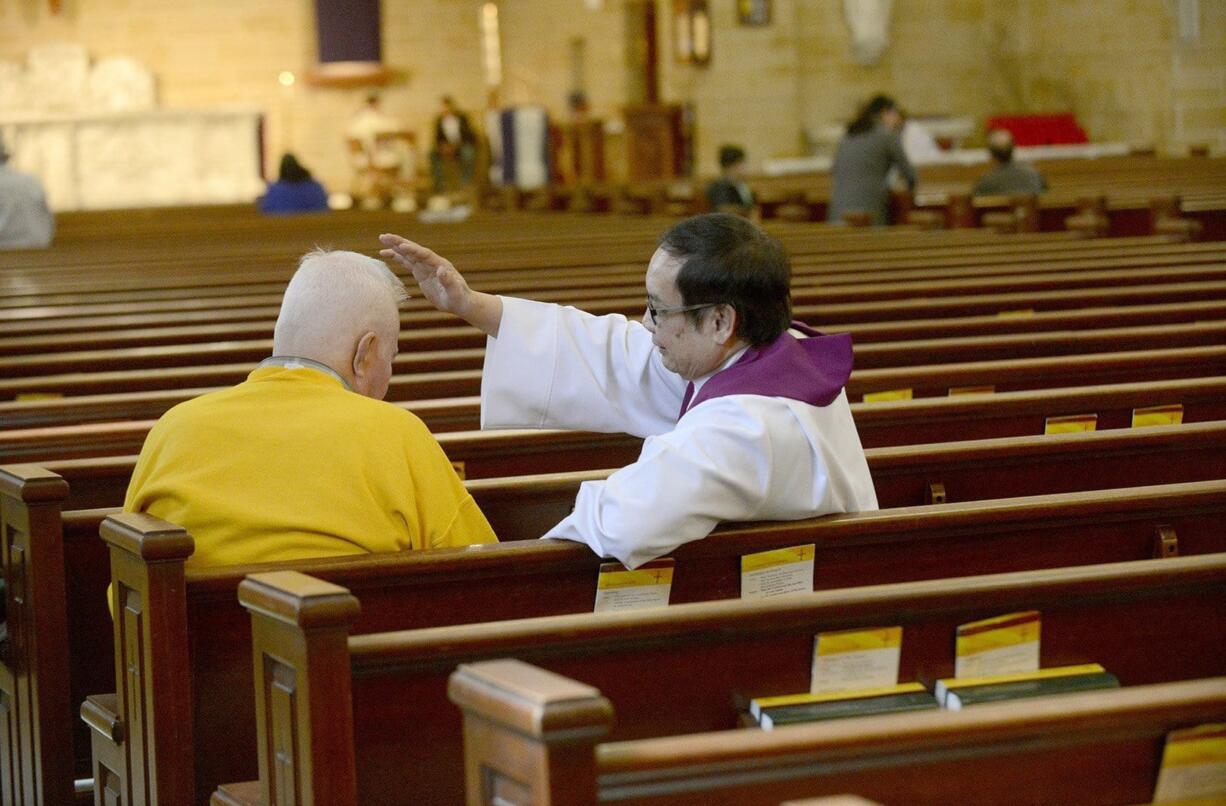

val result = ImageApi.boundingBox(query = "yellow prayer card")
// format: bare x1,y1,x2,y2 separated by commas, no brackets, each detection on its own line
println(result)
863,388,913,403
596,560,674,590
1154,723,1226,803
1132,404,1184,428
1045,413,1098,435
811,626,903,693
817,626,903,655
996,308,1035,318
956,611,1040,655
593,560,675,613
954,610,1040,678
741,544,815,573
741,544,815,600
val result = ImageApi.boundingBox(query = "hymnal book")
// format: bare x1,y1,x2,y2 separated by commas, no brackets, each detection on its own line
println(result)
934,663,1119,711
751,683,938,730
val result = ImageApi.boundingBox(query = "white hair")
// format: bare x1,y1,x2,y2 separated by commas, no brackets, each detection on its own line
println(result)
273,249,406,363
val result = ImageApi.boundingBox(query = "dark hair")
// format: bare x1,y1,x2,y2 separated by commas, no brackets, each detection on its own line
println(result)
659,213,791,347
987,134,1015,163
278,153,312,183
846,94,897,136
718,144,746,169
988,142,1014,163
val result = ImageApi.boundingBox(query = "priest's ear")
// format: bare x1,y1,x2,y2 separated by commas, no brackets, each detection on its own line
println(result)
706,303,739,345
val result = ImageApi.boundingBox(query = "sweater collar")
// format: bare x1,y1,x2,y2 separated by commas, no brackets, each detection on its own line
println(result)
254,356,352,390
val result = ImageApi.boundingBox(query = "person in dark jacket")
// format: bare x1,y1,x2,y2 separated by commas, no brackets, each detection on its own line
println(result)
972,129,1048,196
706,145,755,217
827,94,916,225
429,96,478,192
259,153,329,215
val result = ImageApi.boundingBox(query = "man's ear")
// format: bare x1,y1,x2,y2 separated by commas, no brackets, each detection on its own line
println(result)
708,304,738,345
352,330,377,390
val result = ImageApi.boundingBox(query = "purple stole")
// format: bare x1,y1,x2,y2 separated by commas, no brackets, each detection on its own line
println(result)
679,322,853,419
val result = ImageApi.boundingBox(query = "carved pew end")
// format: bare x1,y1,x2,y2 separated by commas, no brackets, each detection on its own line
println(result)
449,659,614,806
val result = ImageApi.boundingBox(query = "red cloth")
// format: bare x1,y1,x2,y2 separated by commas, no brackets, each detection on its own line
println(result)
986,113,1089,146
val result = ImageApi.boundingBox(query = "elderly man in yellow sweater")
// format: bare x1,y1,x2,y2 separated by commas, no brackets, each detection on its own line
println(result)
124,248,496,568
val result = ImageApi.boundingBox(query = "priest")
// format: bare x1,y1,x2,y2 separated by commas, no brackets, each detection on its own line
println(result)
379,214,877,568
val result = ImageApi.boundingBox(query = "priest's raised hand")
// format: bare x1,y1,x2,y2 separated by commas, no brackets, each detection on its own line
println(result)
379,233,503,337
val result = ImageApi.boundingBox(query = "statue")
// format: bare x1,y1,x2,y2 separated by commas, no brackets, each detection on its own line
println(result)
843,0,893,66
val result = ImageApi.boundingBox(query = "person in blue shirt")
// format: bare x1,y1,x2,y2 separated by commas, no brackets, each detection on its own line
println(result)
259,153,329,215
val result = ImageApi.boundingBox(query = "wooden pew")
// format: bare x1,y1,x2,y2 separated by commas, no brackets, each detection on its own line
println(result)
0,231,1188,295
0,419,1207,800
7,299,1226,432
76,484,1226,803
204,553,1226,804
6,363,1226,472
21,375,1226,506
7,370,1216,799
6,317,1226,381
4,233,1204,325
5,339,1224,407
448,662,1226,806
9,238,1224,334
8,238,1226,331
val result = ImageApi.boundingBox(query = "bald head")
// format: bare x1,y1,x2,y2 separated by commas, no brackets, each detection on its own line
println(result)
274,250,407,397
987,129,1015,164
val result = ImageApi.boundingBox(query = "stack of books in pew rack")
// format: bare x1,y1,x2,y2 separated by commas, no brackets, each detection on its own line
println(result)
747,664,1120,730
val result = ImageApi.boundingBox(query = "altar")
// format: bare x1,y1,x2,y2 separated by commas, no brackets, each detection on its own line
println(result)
1,45,264,211
1,107,265,211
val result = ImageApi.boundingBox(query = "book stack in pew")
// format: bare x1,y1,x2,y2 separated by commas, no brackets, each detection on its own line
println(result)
748,665,1121,728
749,683,939,730
933,663,1120,710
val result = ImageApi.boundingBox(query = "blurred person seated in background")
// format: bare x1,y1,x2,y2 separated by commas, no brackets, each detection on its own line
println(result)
706,144,756,218
430,95,478,193
0,136,55,249
259,153,329,215
972,129,1048,196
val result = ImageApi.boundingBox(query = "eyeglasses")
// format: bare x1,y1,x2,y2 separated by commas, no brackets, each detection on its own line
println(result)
646,300,720,326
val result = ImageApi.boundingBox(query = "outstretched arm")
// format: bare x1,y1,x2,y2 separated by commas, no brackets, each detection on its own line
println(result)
378,233,504,337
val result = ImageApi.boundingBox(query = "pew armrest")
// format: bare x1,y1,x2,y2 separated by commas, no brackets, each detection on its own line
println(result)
211,780,263,806
81,693,123,744
82,693,129,806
